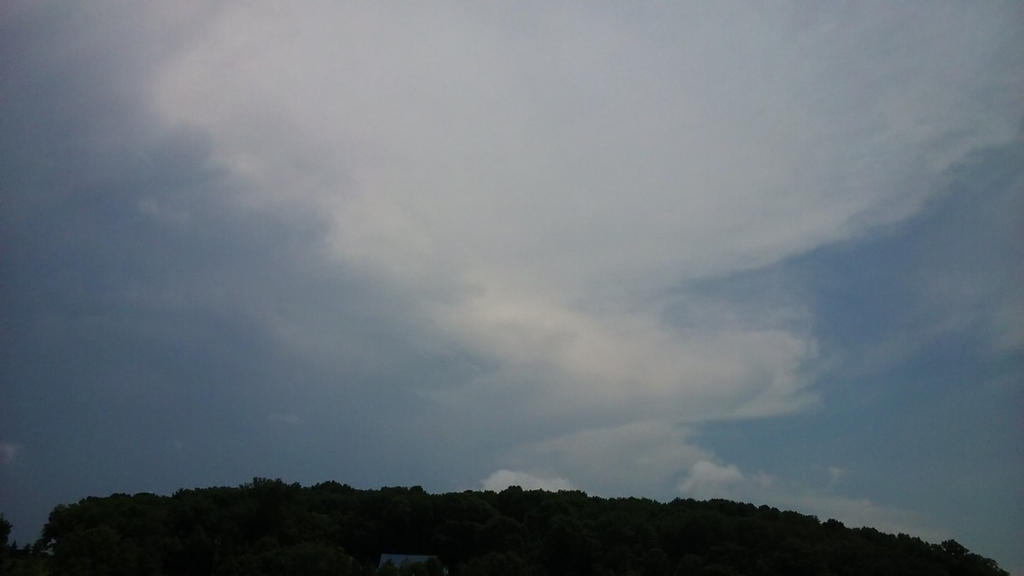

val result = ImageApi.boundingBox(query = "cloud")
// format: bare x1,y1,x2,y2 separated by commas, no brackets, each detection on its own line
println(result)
507,420,706,498
806,133,1024,383
679,460,745,498
913,139,1024,356
148,1,1021,434
3,2,1020,566
481,469,574,492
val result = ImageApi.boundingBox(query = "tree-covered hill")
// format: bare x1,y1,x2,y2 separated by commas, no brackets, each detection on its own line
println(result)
1,478,1008,576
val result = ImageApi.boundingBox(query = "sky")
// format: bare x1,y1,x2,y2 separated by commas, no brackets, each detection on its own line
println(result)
1,0,1022,571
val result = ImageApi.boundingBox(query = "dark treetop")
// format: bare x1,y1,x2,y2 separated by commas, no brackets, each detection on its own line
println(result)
1,478,1008,576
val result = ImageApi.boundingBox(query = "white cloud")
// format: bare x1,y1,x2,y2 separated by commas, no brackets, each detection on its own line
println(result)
150,2,1020,427
679,460,745,498
511,420,708,498
434,292,818,422
481,469,574,492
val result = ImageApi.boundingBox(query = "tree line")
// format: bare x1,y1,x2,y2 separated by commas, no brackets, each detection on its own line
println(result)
0,478,1008,575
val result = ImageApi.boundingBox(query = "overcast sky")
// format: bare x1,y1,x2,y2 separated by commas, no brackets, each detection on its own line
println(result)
2,1,1022,571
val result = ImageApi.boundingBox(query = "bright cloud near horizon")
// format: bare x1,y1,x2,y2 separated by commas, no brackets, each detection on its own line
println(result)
2,1,1021,571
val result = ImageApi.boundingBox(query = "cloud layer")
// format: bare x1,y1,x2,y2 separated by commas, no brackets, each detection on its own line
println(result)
3,0,1021,569
151,1,1018,431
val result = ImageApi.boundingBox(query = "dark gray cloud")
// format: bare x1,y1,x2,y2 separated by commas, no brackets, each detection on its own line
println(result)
0,3,472,541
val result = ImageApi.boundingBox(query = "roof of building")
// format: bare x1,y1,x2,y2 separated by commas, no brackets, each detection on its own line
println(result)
378,553,437,568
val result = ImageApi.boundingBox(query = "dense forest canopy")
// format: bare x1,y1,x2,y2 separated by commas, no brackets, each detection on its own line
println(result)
1,479,1007,575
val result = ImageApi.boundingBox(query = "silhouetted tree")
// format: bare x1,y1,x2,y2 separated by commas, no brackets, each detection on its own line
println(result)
28,480,1009,576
